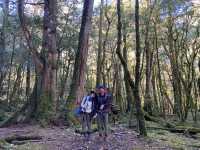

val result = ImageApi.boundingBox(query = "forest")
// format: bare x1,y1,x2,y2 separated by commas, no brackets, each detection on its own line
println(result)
0,0,200,149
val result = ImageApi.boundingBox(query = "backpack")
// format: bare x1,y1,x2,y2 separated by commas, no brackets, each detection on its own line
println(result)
73,96,89,117
95,93,120,115
111,104,120,115
81,96,93,113
105,94,120,115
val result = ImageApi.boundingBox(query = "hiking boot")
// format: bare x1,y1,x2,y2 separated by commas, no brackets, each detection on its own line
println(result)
83,133,87,140
86,133,91,141
103,134,108,142
96,133,102,141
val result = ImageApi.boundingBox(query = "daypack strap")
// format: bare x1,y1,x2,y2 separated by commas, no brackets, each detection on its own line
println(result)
82,96,90,105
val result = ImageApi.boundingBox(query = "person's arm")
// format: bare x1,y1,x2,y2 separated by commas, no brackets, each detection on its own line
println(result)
104,95,112,112
95,97,100,111
80,96,86,108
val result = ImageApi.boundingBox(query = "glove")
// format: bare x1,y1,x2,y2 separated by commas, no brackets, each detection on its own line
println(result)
93,113,97,118
100,105,104,110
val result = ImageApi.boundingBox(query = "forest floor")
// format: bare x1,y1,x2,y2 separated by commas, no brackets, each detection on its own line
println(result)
0,123,173,150
0,122,200,150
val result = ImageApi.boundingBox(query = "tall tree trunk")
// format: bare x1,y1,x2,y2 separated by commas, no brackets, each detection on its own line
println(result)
116,0,147,136
115,62,124,111
154,22,165,117
198,58,200,94
9,64,23,108
26,53,31,99
134,0,147,136
59,58,72,100
0,0,9,95
167,17,183,120
143,1,155,115
101,3,113,88
144,22,153,114
66,0,94,124
6,35,16,106
1,0,58,126
96,0,103,87
36,0,58,120
122,21,133,113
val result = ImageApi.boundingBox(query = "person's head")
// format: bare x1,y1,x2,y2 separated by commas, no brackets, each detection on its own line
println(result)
99,87,106,96
96,84,106,95
90,90,95,98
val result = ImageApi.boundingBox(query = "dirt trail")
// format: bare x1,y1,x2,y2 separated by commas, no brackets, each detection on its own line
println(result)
0,125,172,150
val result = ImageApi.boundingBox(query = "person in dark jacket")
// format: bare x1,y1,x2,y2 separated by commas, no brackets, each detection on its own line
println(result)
96,85,112,141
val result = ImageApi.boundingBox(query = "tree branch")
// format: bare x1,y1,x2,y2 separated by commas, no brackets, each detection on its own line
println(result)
18,0,43,70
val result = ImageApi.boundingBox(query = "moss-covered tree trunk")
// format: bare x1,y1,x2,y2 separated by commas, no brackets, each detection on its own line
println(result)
26,53,31,99
1,0,58,127
122,20,134,113
96,0,103,87
198,58,200,94
36,0,58,121
143,1,154,115
134,0,147,136
166,13,183,121
0,0,9,97
116,0,147,136
66,0,94,124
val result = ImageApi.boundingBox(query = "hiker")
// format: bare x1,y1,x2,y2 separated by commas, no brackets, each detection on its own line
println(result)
96,85,112,141
80,91,96,141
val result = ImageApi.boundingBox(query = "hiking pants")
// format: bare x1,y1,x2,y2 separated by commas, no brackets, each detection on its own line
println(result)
97,112,108,136
81,113,91,136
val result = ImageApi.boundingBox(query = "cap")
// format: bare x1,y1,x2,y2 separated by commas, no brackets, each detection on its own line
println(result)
96,84,105,89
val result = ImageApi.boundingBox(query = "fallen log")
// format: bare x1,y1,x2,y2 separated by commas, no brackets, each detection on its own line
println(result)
168,126,200,135
3,135,42,144
144,112,200,135
147,126,200,135
144,112,175,128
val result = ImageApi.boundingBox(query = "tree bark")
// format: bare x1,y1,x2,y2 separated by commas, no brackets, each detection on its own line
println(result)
116,0,147,136
5,35,15,105
66,0,94,124
59,58,72,99
37,0,58,119
0,0,9,96
122,19,133,113
144,2,154,115
96,0,103,87
9,64,23,107
1,0,58,126
26,53,31,99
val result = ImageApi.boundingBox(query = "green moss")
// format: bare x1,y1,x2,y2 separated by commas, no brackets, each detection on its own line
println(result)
0,140,16,149
36,93,55,125
0,109,6,122
15,143,47,150
148,128,200,149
